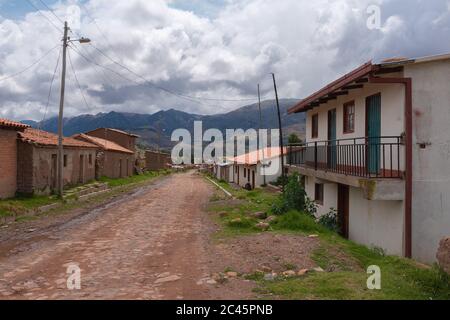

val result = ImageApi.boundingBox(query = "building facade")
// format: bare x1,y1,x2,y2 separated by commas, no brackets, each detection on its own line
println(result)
287,54,450,263
73,134,135,179
0,119,30,199
17,129,98,195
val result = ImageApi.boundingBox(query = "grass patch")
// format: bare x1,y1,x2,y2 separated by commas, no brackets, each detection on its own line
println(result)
99,169,171,187
205,175,450,300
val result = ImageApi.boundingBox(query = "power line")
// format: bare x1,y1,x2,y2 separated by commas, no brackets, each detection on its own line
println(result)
89,44,260,103
39,46,62,130
0,44,60,83
37,0,65,25
24,0,61,32
67,49,91,111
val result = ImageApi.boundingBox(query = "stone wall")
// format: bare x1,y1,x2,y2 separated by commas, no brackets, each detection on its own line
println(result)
0,129,19,199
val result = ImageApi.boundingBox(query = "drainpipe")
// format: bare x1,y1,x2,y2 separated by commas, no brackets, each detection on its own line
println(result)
369,75,412,258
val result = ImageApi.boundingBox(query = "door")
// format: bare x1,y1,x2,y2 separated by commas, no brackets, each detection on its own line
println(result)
337,184,349,239
366,93,381,174
79,155,84,184
252,170,255,189
327,109,337,170
51,154,57,190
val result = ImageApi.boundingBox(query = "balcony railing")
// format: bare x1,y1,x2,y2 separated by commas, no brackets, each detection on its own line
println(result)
288,136,404,179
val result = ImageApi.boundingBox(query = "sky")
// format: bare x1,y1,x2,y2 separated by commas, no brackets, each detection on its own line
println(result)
0,0,450,121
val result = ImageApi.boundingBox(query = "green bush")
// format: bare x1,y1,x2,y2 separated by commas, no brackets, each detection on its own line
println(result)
270,173,306,215
318,208,339,232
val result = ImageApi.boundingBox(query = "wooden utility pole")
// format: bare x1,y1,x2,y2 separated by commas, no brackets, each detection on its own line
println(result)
257,84,266,186
57,21,69,197
271,73,286,187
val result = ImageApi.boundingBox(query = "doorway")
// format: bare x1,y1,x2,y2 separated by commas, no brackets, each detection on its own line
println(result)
337,184,349,238
252,170,255,189
51,154,57,190
366,93,381,174
79,154,84,184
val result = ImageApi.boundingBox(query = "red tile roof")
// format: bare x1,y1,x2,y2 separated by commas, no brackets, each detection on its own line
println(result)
232,147,288,165
73,134,134,154
18,128,98,148
0,118,30,130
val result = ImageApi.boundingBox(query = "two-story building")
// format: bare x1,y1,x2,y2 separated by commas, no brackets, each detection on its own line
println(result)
287,53,450,264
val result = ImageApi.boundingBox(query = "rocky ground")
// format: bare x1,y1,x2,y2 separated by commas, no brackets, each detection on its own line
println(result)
0,171,320,300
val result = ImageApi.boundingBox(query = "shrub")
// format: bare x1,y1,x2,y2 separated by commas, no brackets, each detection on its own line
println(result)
318,208,339,232
270,173,306,215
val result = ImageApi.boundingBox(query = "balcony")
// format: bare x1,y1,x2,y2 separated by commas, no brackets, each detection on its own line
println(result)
287,136,405,200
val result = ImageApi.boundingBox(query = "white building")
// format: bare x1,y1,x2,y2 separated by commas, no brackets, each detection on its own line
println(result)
214,161,235,183
232,147,287,189
287,53,450,264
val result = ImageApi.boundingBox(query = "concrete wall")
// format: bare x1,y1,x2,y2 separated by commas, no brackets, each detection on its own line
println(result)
405,59,450,263
348,187,404,256
304,175,404,255
0,129,19,199
17,143,96,195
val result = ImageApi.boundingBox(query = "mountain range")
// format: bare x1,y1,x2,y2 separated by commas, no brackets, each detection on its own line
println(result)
22,99,305,150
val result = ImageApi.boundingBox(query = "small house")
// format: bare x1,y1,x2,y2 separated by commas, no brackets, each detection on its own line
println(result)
17,128,98,195
0,119,30,199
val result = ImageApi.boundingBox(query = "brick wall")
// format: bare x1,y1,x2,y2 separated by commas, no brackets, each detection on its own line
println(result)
0,129,19,198
87,128,136,152
17,141,34,194
102,151,134,178
145,151,171,171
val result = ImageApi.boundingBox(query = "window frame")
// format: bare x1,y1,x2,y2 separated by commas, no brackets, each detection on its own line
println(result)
343,101,355,134
311,113,319,139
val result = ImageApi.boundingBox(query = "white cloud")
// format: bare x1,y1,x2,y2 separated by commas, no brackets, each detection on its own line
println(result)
0,0,450,121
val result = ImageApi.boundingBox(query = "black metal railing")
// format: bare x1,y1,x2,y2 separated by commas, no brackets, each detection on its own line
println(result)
288,136,403,179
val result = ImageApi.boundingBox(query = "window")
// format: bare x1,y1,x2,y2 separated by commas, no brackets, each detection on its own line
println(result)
88,154,93,165
244,168,247,178
314,183,324,205
343,101,355,133
311,114,319,138
63,155,67,167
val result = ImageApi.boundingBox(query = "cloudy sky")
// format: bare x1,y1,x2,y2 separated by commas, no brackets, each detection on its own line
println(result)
0,0,449,121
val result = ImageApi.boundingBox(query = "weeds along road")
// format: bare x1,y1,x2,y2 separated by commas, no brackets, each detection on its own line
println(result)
0,171,218,300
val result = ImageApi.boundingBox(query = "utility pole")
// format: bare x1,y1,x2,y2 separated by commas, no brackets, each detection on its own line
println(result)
271,73,286,188
57,21,69,197
257,84,266,186
57,22,91,197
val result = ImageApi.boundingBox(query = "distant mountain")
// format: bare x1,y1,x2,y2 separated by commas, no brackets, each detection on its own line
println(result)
22,99,305,149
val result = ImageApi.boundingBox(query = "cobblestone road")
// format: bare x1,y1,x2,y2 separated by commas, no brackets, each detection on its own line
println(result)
0,172,216,300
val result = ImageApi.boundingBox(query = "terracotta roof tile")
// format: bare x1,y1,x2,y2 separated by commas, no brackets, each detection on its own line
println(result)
73,134,134,154
0,118,30,130
19,128,98,148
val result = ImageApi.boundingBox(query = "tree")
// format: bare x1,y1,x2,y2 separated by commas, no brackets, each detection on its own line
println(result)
288,133,302,144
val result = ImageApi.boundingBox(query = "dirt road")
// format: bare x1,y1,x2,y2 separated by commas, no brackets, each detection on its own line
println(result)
0,171,222,300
